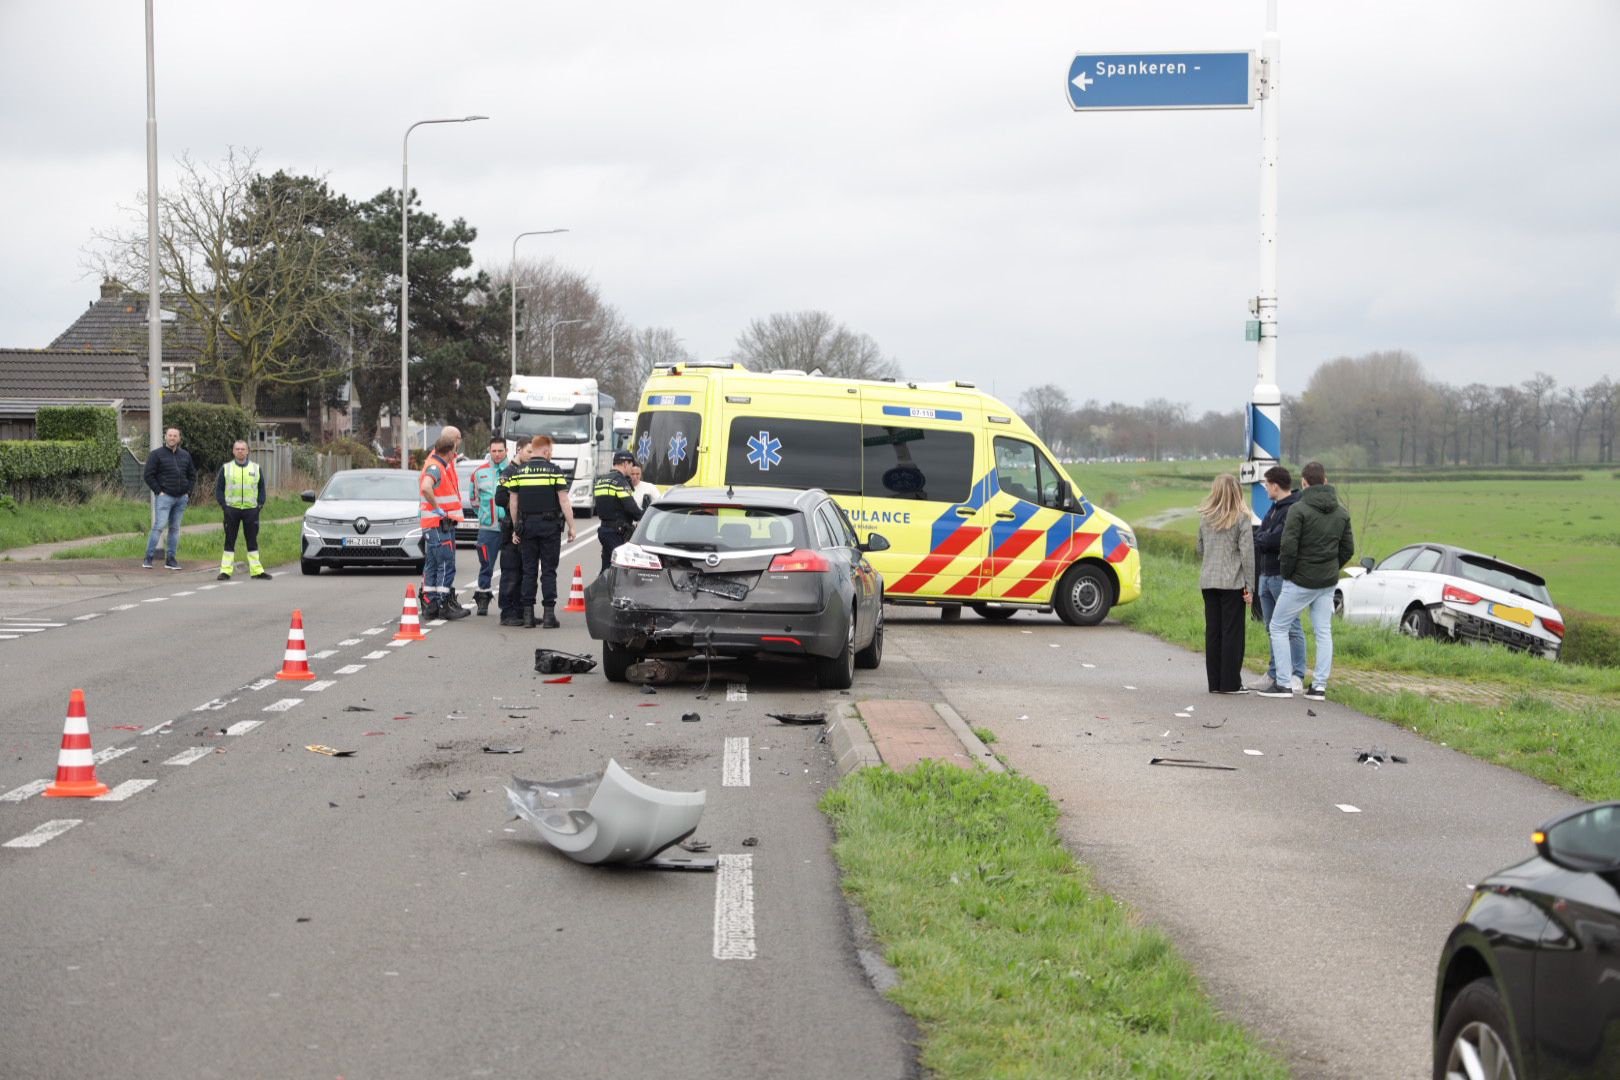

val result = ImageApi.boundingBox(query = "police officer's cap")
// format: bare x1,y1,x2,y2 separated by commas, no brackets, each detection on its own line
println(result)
611,450,636,465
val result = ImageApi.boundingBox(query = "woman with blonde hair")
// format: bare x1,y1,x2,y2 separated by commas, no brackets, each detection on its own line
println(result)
1196,473,1257,694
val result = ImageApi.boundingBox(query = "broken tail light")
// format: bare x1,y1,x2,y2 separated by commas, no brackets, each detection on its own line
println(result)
769,549,830,573
612,543,663,570
1442,584,1482,605
1542,617,1565,638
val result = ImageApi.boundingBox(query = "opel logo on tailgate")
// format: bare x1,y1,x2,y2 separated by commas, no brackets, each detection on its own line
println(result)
705,552,721,567
355,517,370,534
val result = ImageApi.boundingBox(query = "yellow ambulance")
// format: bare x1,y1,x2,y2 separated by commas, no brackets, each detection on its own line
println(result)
628,363,1141,625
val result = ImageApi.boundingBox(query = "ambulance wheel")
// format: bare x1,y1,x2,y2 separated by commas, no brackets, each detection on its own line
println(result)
1055,563,1111,626
300,559,321,576
603,640,635,683
971,603,1018,621
817,617,857,690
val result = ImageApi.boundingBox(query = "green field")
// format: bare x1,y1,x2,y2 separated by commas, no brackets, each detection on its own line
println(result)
1066,460,1620,619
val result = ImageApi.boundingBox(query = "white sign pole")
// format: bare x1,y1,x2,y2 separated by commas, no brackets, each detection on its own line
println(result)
1247,0,1283,517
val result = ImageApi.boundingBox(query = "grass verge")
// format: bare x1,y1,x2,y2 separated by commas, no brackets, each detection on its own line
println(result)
1116,541,1620,801
821,763,1288,1079
51,520,307,569
0,494,309,553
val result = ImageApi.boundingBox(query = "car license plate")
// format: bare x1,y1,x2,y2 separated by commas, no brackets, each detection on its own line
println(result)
343,537,382,547
693,577,749,601
1490,603,1533,627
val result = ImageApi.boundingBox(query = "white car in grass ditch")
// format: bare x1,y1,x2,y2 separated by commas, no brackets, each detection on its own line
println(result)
1335,543,1563,659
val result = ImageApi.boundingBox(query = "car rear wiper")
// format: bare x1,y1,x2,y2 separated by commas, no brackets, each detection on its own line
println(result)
659,541,718,552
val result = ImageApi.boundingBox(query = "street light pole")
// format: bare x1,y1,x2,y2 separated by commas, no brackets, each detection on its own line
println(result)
549,318,588,378
143,0,161,461
510,229,568,380
401,114,487,469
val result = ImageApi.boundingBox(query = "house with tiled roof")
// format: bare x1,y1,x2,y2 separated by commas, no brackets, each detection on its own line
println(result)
0,348,149,440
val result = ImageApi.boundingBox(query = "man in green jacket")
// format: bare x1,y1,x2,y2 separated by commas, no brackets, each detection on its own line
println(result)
1257,461,1354,701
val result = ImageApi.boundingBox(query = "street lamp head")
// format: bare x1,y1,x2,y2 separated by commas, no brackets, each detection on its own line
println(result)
464,115,489,122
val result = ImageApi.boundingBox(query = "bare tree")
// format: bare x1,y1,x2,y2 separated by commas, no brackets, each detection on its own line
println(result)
1588,377,1617,463
1017,384,1072,448
632,327,693,372
1521,372,1557,463
89,149,358,412
493,258,642,403
1140,398,1188,461
732,311,900,380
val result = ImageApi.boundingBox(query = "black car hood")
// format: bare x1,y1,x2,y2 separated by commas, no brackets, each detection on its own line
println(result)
1482,854,1620,915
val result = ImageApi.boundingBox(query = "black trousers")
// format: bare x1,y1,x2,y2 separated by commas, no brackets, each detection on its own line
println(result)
222,506,259,550
598,525,628,571
1202,588,1247,693
497,530,522,616
518,520,562,607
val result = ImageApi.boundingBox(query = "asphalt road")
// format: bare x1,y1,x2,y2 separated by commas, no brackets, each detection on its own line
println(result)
0,534,916,1080
854,605,1583,1079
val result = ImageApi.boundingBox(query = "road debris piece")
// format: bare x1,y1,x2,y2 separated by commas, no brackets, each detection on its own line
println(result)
678,839,711,853
434,742,453,750
482,745,524,754
306,745,355,757
542,676,573,685
767,712,827,726
639,685,657,695
681,712,702,723
111,724,142,731
535,648,598,675
449,789,471,801
342,705,375,713
362,731,386,736
1200,719,1227,730
1149,757,1237,771
505,759,709,867
1307,709,1318,717
741,836,759,847
1355,748,1408,767
296,917,311,923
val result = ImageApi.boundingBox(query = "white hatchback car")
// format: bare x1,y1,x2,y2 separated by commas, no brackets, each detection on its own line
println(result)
1336,543,1563,659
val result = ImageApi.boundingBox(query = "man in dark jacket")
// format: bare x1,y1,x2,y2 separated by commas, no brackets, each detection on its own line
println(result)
592,450,644,570
1252,465,1305,691
142,426,197,570
1257,461,1354,701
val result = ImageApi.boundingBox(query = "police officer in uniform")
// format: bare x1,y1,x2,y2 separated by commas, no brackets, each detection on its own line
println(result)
495,439,533,626
593,450,644,570
501,435,576,628
215,439,271,580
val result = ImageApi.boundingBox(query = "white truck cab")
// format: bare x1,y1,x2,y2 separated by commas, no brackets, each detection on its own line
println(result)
501,375,616,514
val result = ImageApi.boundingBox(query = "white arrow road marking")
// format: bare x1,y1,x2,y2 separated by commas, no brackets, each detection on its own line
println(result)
334,664,365,675
4,820,82,848
0,780,49,803
164,747,214,766
713,854,756,960
93,779,157,802
262,699,303,713
723,737,750,787
225,720,263,736
302,680,335,692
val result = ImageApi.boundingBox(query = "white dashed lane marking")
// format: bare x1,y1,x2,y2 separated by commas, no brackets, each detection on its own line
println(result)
337,639,362,646
0,780,49,803
110,604,137,612
72,613,103,621
302,680,336,692
246,678,276,692
722,738,750,787
713,854,757,960
141,597,168,603
194,698,238,712
93,779,157,802
225,720,263,736
3,820,82,848
94,746,134,766
362,650,389,660
164,747,214,766
171,591,195,597
361,628,386,636
334,665,365,675
310,650,337,660
727,684,748,702
140,720,174,736
262,699,303,713
387,639,410,647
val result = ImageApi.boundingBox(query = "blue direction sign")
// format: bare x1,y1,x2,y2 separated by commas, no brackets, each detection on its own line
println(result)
1067,52,1253,111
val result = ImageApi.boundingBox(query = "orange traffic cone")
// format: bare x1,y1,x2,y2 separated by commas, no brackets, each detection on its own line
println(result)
275,609,317,681
564,565,587,612
44,689,110,798
393,584,427,641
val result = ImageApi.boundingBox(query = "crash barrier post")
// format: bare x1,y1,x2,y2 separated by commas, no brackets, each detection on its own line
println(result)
564,565,587,612
43,688,110,798
393,584,427,642
275,609,317,681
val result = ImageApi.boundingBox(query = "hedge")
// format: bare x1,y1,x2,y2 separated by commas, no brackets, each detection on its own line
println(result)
159,402,256,476
36,405,118,445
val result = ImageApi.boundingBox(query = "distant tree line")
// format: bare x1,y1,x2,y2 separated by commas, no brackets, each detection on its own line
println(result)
1021,351,1618,466
91,150,900,447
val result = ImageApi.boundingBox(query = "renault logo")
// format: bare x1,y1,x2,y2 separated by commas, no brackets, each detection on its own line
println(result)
705,552,721,567
355,517,370,534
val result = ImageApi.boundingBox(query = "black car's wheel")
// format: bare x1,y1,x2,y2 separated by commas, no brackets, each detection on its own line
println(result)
300,559,321,576
856,604,884,670
817,617,856,690
1333,590,1345,618
603,641,635,683
971,603,1018,621
1435,978,1519,1080
1402,604,1436,640
1054,563,1111,626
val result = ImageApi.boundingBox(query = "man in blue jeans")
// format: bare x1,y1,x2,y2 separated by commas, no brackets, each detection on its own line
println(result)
1252,465,1305,690
142,426,197,570
1257,461,1355,702
417,427,469,621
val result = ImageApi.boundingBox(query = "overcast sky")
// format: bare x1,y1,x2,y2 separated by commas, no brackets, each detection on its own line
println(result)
2,1,1616,414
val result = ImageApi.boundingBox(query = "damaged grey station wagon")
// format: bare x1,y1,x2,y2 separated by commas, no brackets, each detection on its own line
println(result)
584,487,886,688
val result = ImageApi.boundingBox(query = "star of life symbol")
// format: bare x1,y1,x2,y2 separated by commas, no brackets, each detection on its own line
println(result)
746,430,782,471
636,432,652,464
667,430,689,466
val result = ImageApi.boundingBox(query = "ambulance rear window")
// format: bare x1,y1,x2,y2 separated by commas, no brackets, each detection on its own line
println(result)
632,411,701,487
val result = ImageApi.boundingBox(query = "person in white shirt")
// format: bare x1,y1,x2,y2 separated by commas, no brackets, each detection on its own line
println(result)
629,464,660,509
